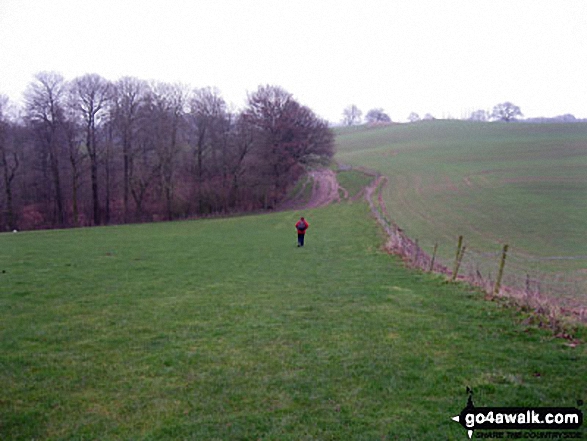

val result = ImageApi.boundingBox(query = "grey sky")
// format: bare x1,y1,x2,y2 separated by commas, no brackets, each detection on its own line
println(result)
1,0,586,122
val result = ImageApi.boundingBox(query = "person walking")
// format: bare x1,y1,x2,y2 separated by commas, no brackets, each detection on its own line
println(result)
295,216,309,247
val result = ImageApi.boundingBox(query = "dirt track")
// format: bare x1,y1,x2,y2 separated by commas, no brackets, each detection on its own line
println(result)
281,169,347,211
286,168,586,322
305,169,346,208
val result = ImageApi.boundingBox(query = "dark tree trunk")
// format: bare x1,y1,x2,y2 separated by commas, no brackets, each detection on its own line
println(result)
67,135,81,227
195,127,205,214
123,134,130,223
90,157,99,225
104,125,113,224
71,169,79,226
0,148,18,231
48,140,65,227
86,116,101,226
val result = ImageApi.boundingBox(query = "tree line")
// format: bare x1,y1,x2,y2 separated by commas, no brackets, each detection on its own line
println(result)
341,102,524,125
0,74,334,231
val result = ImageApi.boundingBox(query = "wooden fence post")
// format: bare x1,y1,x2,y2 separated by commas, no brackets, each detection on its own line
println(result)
429,243,438,272
493,244,509,296
453,246,466,281
452,236,463,281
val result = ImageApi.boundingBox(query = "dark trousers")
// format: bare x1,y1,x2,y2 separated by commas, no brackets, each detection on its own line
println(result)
297,233,305,246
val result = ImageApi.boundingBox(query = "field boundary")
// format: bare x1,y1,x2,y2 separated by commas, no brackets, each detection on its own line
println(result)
349,164,587,329
285,164,585,328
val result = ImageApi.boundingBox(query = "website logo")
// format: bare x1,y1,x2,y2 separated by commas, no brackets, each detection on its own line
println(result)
451,388,583,439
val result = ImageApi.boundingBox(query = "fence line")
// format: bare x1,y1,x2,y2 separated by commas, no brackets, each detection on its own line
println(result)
353,166,587,325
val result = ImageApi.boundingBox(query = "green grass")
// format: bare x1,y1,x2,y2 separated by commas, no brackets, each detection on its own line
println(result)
1,202,586,439
334,121,587,295
336,170,374,199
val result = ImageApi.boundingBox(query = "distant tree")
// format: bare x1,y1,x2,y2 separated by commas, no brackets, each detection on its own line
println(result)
25,72,68,227
61,103,85,227
0,76,336,229
342,104,362,126
70,73,112,225
0,95,20,231
469,109,489,122
423,113,435,121
290,105,334,167
408,112,420,123
226,113,255,209
365,108,391,124
245,85,333,206
188,87,228,213
147,82,188,220
491,102,522,122
111,76,148,222
129,98,161,222
557,114,576,122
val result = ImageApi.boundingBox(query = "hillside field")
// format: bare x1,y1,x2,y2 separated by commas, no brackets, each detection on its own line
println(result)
335,121,587,302
1,202,586,439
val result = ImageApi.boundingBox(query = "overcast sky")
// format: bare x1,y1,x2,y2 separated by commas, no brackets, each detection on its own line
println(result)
1,0,586,122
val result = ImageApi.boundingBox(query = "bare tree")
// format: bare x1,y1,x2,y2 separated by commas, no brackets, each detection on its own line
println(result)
70,73,112,225
61,104,85,226
244,85,294,206
365,108,391,124
469,109,489,122
25,72,68,226
129,150,159,221
408,112,420,123
491,102,523,122
147,82,187,220
0,95,20,230
130,110,160,221
112,77,147,223
284,104,334,167
188,87,227,213
244,85,334,207
2,76,334,229
342,104,362,126
226,114,254,209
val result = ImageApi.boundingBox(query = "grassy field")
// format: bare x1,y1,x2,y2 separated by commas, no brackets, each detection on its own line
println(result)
1,202,586,439
334,121,587,300
336,170,374,199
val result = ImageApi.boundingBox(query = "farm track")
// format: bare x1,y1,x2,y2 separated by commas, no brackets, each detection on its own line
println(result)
281,169,346,210
306,169,346,208
285,167,586,324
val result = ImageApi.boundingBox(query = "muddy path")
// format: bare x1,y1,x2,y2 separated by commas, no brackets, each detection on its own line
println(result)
281,169,347,210
306,169,346,208
285,167,587,323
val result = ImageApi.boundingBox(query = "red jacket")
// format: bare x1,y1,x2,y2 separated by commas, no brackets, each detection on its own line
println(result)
296,219,309,235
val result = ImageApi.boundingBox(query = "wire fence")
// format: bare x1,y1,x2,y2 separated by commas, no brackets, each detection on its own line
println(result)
357,168,587,326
